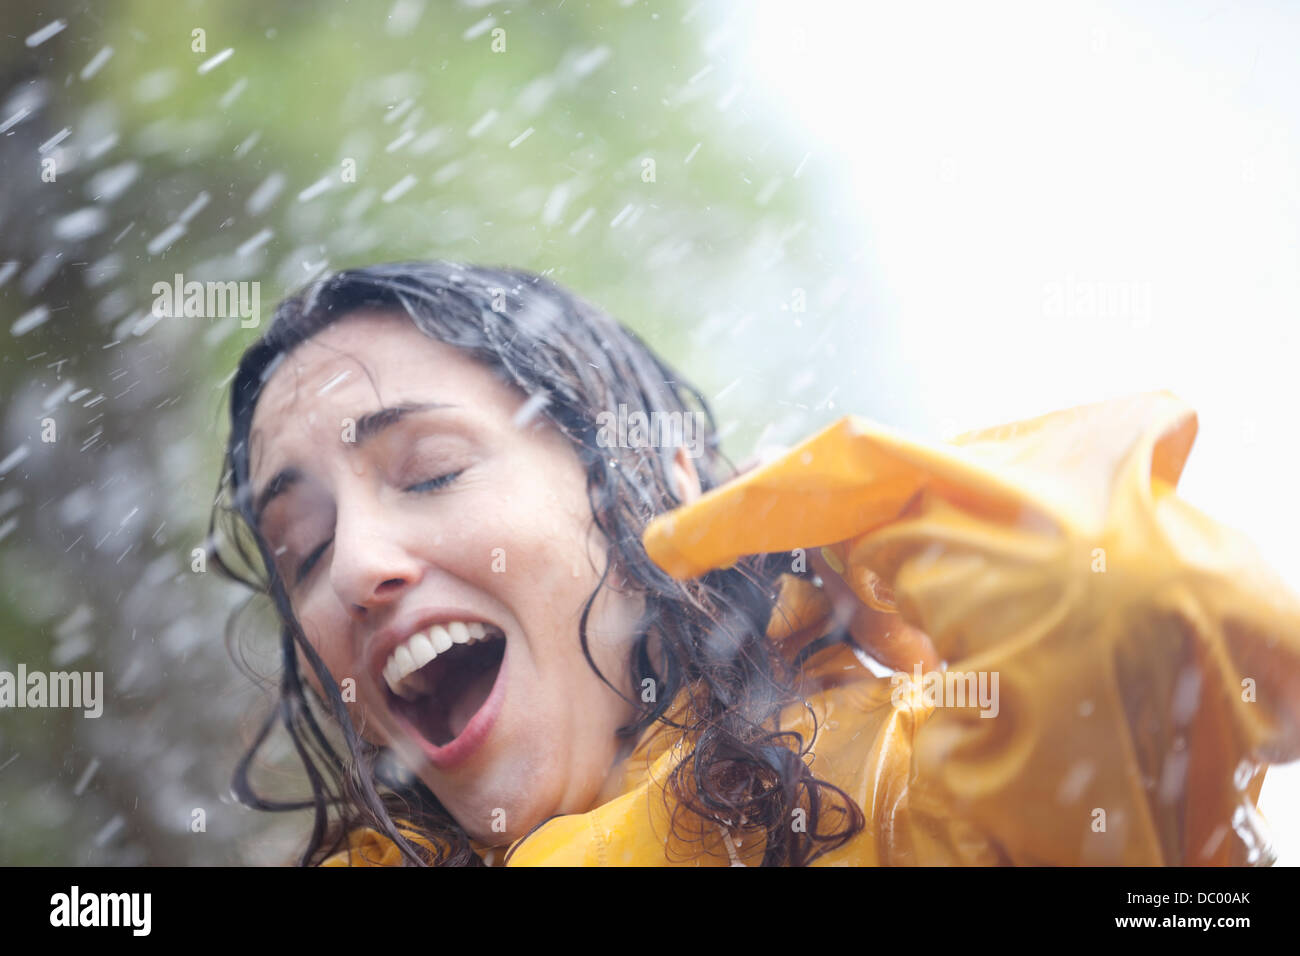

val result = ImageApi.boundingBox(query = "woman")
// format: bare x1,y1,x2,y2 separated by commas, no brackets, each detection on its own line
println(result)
211,260,1300,866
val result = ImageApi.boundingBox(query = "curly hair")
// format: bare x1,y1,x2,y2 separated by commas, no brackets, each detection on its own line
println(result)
209,260,865,866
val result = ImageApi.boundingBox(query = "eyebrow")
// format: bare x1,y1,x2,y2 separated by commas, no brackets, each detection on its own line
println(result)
253,402,457,527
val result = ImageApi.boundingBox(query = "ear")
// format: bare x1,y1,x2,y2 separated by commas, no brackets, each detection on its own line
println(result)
670,445,702,504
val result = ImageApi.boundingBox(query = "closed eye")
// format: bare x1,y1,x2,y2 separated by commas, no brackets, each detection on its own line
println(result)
296,537,332,585
404,469,464,494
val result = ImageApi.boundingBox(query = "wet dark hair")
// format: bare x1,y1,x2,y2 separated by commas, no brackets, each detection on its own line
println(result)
210,260,865,866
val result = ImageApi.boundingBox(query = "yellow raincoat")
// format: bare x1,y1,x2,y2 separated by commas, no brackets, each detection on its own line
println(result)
323,391,1300,866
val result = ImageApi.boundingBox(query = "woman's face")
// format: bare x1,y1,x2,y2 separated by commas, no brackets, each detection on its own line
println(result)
247,310,646,845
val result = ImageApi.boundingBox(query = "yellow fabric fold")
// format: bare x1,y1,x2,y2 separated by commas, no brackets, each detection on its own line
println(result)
645,390,1299,864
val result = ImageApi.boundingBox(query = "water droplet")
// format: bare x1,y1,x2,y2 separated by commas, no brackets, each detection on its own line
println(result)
1230,802,1271,865
1233,758,1257,790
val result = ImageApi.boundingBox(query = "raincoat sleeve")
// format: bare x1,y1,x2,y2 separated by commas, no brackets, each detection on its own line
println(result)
643,391,1300,865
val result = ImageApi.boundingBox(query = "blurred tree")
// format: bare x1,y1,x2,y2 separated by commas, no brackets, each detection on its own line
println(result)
0,0,848,863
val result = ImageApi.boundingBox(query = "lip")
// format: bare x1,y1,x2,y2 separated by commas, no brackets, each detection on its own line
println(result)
365,607,510,771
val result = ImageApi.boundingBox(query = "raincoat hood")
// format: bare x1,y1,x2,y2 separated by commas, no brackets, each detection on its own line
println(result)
323,391,1300,866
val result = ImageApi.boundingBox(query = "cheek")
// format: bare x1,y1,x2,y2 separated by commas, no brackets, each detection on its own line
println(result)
466,464,611,648
294,602,361,703
510,503,639,686
501,498,599,613
294,636,389,744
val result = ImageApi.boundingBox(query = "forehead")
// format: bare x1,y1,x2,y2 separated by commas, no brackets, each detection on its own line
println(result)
248,310,511,473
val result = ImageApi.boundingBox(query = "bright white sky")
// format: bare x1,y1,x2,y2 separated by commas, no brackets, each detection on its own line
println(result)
741,0,1300,864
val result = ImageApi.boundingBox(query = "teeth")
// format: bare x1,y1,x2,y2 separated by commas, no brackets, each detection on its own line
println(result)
408,633,436,670
430,625,453,655
393,645,416,679
393,675,425,701
382,621,502,697
402,670,431,696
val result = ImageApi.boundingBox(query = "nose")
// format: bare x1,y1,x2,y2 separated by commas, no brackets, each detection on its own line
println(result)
327,492,425,618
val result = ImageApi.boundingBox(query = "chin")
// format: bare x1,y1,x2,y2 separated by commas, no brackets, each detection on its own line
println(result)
421,766,560,847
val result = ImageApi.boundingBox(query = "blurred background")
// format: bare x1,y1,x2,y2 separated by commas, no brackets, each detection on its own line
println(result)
1,0,1296,864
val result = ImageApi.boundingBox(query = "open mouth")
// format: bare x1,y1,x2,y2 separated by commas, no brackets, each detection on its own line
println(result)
381,621,507,750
